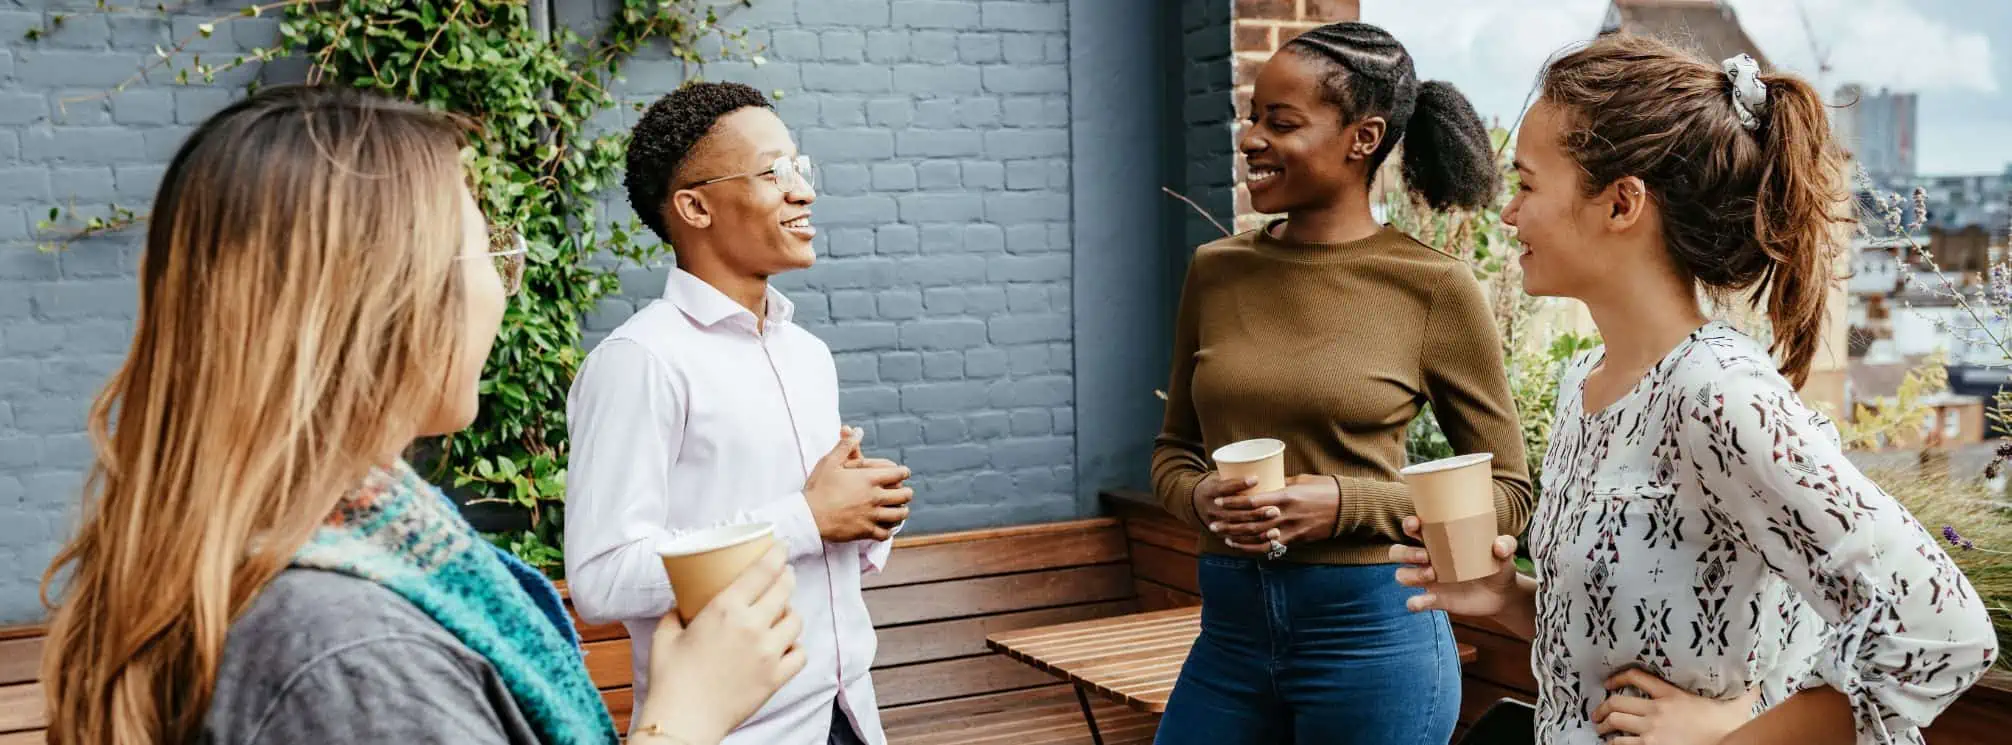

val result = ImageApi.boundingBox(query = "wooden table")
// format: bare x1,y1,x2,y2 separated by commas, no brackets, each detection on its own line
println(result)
988,606,1198,745
988,605,1479,745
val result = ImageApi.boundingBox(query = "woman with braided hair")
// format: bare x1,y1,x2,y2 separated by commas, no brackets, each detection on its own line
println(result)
1149,21,1532,744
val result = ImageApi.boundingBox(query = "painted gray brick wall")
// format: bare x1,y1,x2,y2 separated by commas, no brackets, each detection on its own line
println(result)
1178,0,1235,252
0,0,1080,622
0,0,284,623
1068,0,1177,511
572,0,1080,535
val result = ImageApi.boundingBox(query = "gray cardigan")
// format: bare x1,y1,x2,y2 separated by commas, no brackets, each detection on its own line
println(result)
201,568,546,744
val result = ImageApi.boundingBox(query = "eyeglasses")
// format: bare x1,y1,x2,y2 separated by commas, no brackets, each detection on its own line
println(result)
463,226,528,297
680,154,818,193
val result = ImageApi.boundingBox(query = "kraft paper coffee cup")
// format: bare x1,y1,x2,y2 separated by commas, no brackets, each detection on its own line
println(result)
1400,452,1499,584
658,523,777,623
1212,438,1287,494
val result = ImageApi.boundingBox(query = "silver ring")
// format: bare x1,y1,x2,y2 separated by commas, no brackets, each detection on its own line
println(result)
1265,539,1288,560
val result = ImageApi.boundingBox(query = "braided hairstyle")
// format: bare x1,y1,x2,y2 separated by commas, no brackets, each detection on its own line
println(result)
1282,22,1498,210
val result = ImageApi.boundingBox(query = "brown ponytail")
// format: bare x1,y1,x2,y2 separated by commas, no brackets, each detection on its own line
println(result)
1751,73,1848,386
1540,35,1850,386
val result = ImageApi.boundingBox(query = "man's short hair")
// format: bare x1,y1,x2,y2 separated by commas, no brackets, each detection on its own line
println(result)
624,81,773,242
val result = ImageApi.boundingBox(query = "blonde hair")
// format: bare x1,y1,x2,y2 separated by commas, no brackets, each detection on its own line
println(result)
39,85,475,744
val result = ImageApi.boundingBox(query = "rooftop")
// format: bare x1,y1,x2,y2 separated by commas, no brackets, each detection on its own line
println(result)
1600,0,1772,70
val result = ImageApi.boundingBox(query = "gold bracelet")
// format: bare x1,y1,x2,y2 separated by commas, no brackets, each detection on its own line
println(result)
630,723,696,745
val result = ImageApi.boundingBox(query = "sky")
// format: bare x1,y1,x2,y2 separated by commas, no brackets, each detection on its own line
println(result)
1365,0,2012,176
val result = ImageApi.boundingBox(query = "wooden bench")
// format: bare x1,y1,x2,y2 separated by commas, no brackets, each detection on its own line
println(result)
859,519,1162,744
0,625,42,745
570,517,1162,743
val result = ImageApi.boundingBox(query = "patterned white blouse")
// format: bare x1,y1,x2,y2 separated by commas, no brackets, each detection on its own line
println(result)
1527,322,1998,745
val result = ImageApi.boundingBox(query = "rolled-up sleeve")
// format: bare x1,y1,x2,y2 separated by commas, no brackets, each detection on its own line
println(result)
1677,365,1998,743
563,339,822,625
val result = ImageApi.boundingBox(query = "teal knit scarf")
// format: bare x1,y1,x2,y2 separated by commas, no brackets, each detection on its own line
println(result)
291,461,618,744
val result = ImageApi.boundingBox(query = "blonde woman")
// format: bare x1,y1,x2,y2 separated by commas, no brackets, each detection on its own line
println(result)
39,85,800,745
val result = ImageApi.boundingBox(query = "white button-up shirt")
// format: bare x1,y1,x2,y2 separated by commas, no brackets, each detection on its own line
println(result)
565,267,892,745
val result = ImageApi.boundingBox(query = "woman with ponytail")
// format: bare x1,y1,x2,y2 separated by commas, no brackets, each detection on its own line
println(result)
39,85,802,745
1151,21,1532,744
1395,35,1997,744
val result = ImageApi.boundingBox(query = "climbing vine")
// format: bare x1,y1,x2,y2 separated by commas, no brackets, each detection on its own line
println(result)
30,0,758,574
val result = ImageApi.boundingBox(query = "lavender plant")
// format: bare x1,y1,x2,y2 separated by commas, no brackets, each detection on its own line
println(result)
1862,175,2012,474
1856,175,2012,666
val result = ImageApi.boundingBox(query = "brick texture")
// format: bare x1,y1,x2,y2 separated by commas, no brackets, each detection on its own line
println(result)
1177,0,1238,252
0,0,1077,623
573,0,1082,537
1230,0,1359,231
0,0,284,623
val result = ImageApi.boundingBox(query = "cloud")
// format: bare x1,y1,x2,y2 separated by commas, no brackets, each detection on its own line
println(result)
1726,0,1998,94
1365,0,1609,129
1917,116,2012,173
1362,0,1999,130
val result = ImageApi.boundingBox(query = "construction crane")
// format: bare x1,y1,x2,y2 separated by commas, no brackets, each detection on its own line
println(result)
1796,0,1834,88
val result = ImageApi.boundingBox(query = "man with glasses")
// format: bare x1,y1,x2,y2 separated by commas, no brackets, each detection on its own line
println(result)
564,81,912,745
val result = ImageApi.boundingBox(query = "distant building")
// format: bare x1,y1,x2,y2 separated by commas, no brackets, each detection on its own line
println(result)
1599,0,1771,69
1846,223,2012,436
1914,170,2012,236
1847,230,2001,364
1834,85,1918,185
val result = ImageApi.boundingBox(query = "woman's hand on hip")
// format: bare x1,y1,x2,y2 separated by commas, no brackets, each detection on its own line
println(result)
1593,668,1760,745
1390,515,1520,617
1210,475,1339,551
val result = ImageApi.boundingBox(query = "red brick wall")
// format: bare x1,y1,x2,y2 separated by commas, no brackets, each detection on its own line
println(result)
1231,0,1360,228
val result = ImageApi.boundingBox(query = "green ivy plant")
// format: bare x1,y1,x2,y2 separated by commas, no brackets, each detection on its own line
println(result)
31,0,757,575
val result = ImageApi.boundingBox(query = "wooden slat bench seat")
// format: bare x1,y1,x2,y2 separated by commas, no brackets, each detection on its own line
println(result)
0,625,46,743
865,518,1149,743
566,516,1152,743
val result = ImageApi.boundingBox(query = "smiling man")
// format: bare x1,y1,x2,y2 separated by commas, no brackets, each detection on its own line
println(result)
564,82,913,745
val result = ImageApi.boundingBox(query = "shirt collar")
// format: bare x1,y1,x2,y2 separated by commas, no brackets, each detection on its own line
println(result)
662,267,795,331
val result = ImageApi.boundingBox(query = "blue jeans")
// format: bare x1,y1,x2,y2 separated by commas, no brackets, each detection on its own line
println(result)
1154,555,1461,745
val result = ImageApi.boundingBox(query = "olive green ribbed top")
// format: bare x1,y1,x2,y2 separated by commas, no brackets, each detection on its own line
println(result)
1151,223,1534,564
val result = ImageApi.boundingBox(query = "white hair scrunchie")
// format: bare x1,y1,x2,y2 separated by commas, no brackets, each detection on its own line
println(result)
1721,53,1768,131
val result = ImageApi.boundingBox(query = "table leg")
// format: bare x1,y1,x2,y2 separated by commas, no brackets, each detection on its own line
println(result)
1072,684,1107,745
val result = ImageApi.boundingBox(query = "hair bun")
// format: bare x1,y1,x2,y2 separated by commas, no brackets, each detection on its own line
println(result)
1401,80,1499,210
